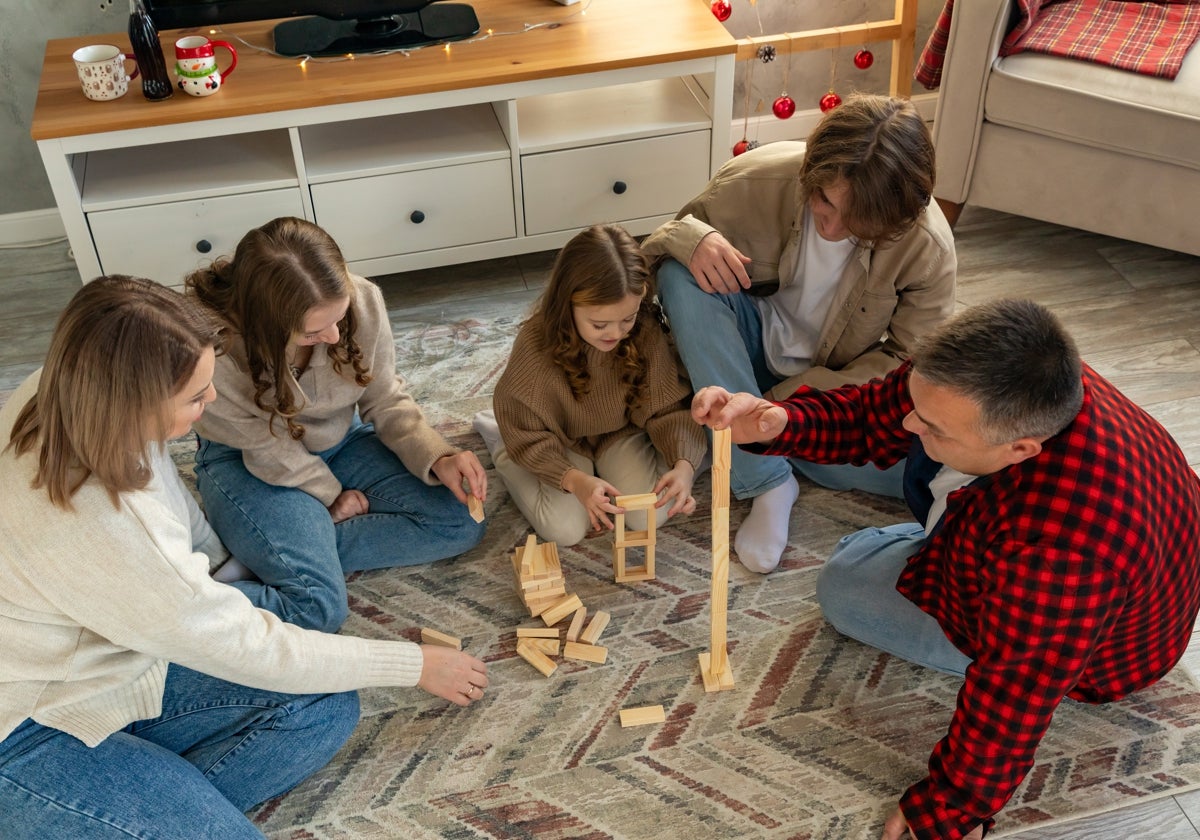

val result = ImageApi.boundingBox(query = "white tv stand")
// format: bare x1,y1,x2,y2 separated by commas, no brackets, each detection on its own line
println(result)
32,0,734,286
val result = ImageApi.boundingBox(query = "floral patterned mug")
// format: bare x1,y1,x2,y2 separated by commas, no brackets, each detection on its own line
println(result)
73,44,140,102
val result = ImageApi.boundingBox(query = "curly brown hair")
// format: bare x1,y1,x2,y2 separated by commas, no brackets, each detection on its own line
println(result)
185,217,371,440
534,224,663,413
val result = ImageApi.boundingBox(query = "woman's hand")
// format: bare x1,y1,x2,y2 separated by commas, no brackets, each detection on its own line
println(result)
328,489,369,523
691,386,788,444
654,459,696,517
432,450,488,505
689,231,753,294
562,469,624,533
417,645,489,707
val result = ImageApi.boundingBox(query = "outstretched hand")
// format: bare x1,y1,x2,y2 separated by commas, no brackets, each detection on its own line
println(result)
433,450,488,506
691,386,788,444
689,231,753,294
417,645,489,707
562,469,624,533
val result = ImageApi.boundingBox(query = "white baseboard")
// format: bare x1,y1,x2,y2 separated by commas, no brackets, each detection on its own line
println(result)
0,208,67,247
727,91,939,149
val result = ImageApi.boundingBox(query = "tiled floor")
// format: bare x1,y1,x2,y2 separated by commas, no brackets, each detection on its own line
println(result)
4,206,1200,836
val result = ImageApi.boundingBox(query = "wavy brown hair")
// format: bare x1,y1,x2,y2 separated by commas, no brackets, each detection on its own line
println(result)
535,224,662,412
6,275,220,509
185,217,371,440
800,93,935,243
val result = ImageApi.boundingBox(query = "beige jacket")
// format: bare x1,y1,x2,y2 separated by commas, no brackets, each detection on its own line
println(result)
642,141,957,396
194,274,455,506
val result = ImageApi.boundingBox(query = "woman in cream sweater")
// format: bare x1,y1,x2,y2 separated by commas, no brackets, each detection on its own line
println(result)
0,276,487,839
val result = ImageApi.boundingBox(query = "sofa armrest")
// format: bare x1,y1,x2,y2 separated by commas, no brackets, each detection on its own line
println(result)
931,0,1013,203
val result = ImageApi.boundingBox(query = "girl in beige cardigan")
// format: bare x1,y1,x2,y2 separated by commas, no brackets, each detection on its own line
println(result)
477,224,707,547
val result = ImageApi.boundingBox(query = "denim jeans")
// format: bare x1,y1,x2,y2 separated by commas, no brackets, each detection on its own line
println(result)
195,421,486,632
0,665,359,839
816,522,972,676
656,259,904,500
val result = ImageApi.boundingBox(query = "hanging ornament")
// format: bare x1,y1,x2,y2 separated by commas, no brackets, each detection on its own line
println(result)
772,95,796,119
733,41,761,157
757,44,776,63
711,0,731,22
733,139,751,156
819,91,843,112
854,48,874,69
820,31,843,115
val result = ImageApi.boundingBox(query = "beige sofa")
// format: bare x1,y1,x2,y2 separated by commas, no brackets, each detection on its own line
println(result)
931,0,1200,257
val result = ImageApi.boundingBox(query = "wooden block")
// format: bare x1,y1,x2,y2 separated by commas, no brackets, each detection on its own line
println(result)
516,640,557,677
467,494,484,523
563,641,608,663
519,533,538,576
698,651,735,692
579,610,610,644
619,705,666,727
520,578,566,595
526,637,561,655
614,529,651,547
515,627,560,638
565,606,587,642
540,593,583,626
420,627,462,650
615,492,658,509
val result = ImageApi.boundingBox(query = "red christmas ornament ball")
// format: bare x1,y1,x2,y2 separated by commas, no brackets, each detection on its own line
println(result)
819,91,843,113
711,0,731,22
772,95,796,120
853,49,874,70
733,139,750,156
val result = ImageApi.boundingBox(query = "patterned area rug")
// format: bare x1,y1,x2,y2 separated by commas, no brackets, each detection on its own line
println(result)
155,311,1200,839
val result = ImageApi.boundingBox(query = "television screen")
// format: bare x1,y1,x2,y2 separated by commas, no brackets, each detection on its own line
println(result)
144,0,479,56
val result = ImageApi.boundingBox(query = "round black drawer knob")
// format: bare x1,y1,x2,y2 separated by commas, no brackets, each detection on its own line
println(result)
612,181,627,195
410,211,426,224
195,239,212,254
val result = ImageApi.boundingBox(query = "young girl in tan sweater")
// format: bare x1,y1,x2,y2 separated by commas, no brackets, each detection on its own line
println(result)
475,224,706,547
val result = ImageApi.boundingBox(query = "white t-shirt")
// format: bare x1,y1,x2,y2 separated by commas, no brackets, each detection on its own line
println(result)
925,465,977,533
755,208,855,378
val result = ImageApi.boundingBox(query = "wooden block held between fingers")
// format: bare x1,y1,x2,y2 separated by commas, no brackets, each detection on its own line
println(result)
615,492,659,509
579,610,611,644
516,640,558,677
420,627,462,650
563,641,608,663
467,494,484,523
619,705,666,727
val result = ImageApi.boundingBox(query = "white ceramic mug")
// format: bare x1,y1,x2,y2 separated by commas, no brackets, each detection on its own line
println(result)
73,44,139,102
174,35,238,97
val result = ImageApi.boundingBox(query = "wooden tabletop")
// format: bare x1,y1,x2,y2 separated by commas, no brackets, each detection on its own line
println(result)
32,0,735,141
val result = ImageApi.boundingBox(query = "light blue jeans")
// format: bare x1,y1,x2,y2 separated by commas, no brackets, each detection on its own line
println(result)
816,522,972,676
0,665,359,839
655,259,904,499
195,421,486,632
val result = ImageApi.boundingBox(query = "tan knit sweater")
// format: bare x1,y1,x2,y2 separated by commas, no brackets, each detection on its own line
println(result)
493,315,707,491
193,274,456,506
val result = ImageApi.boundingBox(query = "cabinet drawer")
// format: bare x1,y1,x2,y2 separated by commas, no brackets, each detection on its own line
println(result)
88,189,304,287
310,159,515,262
521,130,710,236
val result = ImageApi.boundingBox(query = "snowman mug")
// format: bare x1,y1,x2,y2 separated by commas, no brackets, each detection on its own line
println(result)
174,35,238,97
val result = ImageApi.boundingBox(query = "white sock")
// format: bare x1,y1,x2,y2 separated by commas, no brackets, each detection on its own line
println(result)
734,474,799,574
472,409,503,455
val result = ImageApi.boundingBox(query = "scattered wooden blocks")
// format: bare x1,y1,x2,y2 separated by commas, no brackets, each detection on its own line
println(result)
619,705,666,727
420,627,462,650
579,610,610,645
540,593,584,627
565,606,587,642
563,641,607,663
467,494,485,523
613,492,657,582
516,639,557,677
512,534,568,617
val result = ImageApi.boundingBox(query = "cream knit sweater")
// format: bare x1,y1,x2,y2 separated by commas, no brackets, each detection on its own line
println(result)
193,274,456,507
0,372,423,748
493,315,706,491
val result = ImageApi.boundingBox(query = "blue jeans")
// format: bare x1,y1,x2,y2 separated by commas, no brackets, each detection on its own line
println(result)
195,421,486,632
656,259,904,499
816,522,972,676
0,665,359,839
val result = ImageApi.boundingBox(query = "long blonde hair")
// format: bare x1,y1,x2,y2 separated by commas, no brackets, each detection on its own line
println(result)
6,275,220,509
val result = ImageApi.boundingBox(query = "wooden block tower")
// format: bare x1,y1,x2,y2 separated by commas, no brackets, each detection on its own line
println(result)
699,427,735,692
613,492,658,582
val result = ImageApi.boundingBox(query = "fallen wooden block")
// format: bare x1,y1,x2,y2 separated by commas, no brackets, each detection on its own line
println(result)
467,494,484,523
565,606,587,642
516,639,557,677
619,705,666,727
540,593,584,626
579,610,611,645
525,637,561,655
563,641,607,664
420,627,462,650
516,627,560,638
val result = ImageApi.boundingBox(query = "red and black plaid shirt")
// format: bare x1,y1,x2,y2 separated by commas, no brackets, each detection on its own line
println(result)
750,362,1200,838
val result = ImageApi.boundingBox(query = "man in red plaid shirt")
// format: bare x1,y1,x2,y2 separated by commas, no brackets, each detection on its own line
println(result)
692,299,1200,839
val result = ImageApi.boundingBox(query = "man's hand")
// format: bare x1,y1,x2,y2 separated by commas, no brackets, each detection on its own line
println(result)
881,806,984,840
562,469,624,533
417,645,489,707
328,488,369,523
432,450,488,505
691,386,788,444
689,231,753,294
